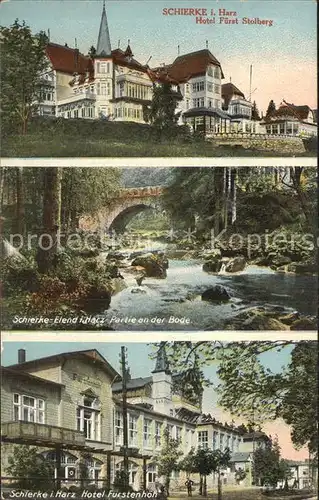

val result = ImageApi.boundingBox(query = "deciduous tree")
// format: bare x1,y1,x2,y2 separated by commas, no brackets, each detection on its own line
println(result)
1,20,48,134
155,427,183,496
6,445,55,490
152,342,318,458
253,437,293,488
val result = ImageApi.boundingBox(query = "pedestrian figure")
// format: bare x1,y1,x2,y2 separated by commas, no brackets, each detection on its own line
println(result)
185,478,194,497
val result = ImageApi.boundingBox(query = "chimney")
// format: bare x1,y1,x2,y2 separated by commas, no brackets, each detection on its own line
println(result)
18,349,26,364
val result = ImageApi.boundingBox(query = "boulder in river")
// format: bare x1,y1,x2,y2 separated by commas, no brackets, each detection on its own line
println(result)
131,252,167,279
202,250,223,273
226,308,289,330
286,262,317,274
225,256,246,273
79,284,112,313
203,260,222,273
278,312,300,325
290,317,317,330
202,285,231,303
107,251,126,261
131,288,147,295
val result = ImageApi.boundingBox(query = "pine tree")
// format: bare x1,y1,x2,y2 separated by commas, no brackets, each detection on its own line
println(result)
266,100,276,117
144,83,182,138
251,101,261,120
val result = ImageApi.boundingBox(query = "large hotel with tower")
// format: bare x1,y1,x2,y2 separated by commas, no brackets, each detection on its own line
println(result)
39,2,316,137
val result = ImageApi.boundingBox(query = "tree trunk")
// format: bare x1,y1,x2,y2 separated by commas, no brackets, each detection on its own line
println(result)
0,167,6,215
36,167,62,273
231,168,237,224
165,477,170,497
290,167,315,230
203,475,207,497
199,475,203,495
15,167,25,235
217,472,222,500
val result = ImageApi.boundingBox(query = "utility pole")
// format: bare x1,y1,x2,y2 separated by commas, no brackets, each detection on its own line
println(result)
120,346,129,491
249,64,253,102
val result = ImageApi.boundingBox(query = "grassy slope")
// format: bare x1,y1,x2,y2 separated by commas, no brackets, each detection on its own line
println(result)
2,119,315,157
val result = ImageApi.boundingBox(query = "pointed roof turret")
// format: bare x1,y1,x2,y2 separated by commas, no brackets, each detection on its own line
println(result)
124,41,133,59
96,0,112,57
152,343,171,374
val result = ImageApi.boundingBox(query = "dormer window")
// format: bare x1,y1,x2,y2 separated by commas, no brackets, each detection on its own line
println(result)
99,62,110,74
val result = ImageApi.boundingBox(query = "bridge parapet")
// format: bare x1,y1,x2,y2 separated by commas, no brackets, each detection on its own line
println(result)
117,186,164,199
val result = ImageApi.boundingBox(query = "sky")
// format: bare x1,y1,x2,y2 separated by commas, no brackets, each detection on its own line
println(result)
0,0,317,113
2,340,309,460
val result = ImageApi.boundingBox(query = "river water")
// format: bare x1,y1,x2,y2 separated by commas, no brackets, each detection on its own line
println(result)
104,257,317,331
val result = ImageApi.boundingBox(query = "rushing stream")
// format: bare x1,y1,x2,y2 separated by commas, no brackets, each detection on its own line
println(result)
104,251,317,331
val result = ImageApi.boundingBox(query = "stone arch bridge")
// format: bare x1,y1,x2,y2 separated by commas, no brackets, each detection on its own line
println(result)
79,186,164,233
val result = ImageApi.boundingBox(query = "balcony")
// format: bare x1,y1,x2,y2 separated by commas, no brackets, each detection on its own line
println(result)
57,92,96,106
1,421,85,447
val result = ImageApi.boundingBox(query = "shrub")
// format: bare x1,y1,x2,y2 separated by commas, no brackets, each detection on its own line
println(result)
0,256,40,295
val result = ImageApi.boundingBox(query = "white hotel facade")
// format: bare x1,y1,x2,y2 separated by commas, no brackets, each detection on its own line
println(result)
1,346,274,491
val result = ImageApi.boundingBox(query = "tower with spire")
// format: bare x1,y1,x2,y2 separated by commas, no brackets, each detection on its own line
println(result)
151,343,174,416
94,0,113,118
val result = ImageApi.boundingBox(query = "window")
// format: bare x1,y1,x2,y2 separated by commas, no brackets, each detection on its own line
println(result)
128,414,138,447
231,436,236,452
144,418,152,448
77,402,100,441
219,433,225,450
147,464,157,484
115,410,123,445
176,427,182,442
192,81,205,92
116,461,138,486
101,83,107,95
214,67,220,79
198,431,208,449
167,424,174,438
226,435,231,450
212,431,218,450
185,429,192,450
207,82,213,93
185,83,190,93
193,98,204,108
13,394,45,424
207,66,214,77
214,84,220,94
99,62,110,74
155,422,162,447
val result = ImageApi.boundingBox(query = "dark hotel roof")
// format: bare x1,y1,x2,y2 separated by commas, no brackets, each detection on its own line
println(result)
153,49,224,83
